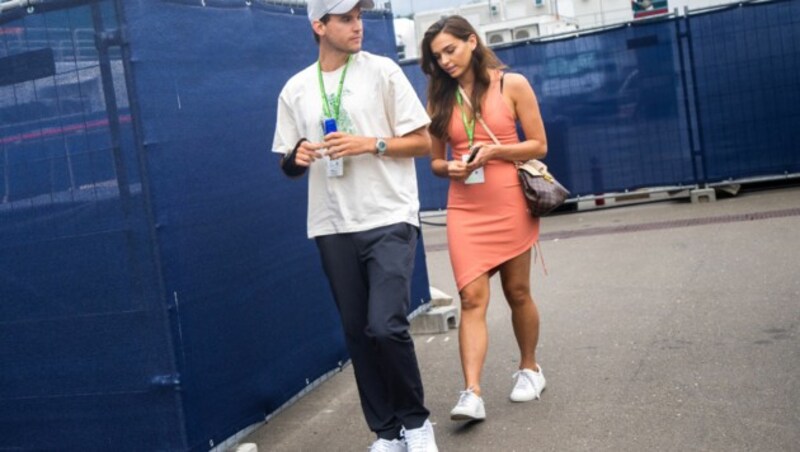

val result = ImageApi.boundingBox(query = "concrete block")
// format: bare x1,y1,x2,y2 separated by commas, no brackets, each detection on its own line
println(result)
410,305,459,335
716,184,741,196
429,286,455,307
690,187,716,203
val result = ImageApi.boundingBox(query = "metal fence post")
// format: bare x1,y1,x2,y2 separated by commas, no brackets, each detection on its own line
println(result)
682,5,710,187
675,8,699,187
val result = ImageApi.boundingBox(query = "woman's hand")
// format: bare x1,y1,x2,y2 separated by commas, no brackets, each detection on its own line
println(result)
447,159,472,181
465,142,495,172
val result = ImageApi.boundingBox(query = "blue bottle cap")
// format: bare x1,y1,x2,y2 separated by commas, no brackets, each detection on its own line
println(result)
323,118,338,135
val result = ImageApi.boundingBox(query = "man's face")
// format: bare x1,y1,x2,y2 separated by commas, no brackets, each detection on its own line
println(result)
314,7,364,53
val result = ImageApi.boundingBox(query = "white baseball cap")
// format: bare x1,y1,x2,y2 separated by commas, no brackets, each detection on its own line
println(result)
307,0,375,22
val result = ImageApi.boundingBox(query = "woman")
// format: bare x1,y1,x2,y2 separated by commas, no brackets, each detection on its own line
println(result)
420,16,548,421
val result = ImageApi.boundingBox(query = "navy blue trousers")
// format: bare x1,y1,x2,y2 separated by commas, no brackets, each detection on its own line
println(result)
316,222,429,440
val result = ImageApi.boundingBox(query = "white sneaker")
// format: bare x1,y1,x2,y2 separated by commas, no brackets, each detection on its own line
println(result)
402,419,438,452
510,365,546,402
449,388,486,421
369,438,407,452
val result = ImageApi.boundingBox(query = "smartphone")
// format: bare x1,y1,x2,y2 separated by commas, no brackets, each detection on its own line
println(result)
467,145,481,163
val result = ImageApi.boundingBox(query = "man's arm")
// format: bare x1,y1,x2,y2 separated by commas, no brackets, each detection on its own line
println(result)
273,85,324,177
378,126,431,158
280,138,316,178
323,125,431,160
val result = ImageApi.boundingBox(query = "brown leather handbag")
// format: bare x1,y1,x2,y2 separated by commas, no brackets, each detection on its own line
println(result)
515,160,570,217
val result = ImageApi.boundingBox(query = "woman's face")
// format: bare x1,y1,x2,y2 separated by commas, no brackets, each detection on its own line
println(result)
429,31,477,80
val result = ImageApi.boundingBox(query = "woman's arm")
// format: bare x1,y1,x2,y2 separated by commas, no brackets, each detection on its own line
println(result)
430,133,450,178
430,122,471,181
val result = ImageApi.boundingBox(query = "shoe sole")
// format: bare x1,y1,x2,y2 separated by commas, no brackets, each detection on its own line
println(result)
450,407,486,421
450,412,486,421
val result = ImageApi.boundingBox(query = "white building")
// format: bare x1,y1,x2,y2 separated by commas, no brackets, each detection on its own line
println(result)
408,0,577,59
394,17,416,60
556,0,743,27
398,0,744,60
560,0,634,30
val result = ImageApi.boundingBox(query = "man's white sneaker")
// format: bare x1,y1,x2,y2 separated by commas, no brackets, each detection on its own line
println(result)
449,388,486,421
402,419,438,452
510,365,546,402
369,438,407,452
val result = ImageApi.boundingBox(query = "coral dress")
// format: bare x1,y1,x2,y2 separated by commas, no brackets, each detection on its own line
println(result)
446,75,540,291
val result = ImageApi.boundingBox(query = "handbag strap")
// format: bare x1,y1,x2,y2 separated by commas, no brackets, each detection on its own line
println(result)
457,84,545,173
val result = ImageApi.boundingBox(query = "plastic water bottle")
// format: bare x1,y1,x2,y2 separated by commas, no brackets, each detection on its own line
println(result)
323,118,343,177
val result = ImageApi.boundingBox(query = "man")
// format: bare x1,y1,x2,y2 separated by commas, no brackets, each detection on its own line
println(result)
271,1,438,451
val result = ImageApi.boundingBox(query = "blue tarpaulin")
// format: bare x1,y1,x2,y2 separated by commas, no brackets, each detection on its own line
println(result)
1,0,798,450
1,1,430,450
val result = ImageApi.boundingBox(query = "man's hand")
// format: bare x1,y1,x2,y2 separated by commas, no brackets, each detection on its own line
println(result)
323,132,375,159
294,140,324,167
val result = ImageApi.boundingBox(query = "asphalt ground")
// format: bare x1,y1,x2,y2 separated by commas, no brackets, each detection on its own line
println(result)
243,183,800,451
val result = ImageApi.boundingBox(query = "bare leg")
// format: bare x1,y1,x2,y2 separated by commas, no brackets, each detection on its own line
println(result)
457,274,491,395
498,250,540,370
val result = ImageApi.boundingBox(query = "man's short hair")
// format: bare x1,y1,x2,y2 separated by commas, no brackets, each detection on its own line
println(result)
312,14,331,44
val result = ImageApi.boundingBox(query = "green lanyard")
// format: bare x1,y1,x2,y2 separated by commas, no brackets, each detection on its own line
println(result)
455,88,475,148
317,55,351,122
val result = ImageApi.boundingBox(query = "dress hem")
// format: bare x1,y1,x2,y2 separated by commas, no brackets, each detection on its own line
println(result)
454,232,539,292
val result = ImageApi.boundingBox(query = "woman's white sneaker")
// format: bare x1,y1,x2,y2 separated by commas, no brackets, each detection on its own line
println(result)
449,388,486,421
510,365,546,402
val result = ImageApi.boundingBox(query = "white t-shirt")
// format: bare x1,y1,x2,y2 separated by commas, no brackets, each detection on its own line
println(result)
272,51,431,238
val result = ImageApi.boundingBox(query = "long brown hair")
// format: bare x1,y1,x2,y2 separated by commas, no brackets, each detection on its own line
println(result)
420,15,506,142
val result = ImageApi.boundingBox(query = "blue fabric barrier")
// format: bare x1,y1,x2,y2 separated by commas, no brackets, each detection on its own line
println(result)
689,0,800,181
1,1,430,450
1,3,182,450
2,0,797,449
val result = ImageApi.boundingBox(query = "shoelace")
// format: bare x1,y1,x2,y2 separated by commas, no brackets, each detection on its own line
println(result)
512,370,539,393
456,388,476,407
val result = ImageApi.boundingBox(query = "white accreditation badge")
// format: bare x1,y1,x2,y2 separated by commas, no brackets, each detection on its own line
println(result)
462,154,485,184
326,154,344,178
